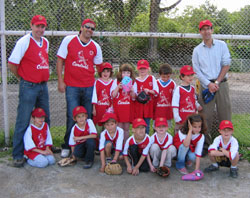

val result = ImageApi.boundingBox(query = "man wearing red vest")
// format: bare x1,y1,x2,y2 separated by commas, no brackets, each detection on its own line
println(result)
56,19,103,157
8,15,50,167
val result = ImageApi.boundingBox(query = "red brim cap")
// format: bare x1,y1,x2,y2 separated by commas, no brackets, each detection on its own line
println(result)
180,65,195,75
73,106,87,117
155,117,168,127
99,62,113,72
137,59,149,69
99,113,117,125
132,118,147,128
219,120,234,130
199,20,212,30
82,18,96,27
31,15,47,26
32,108,46,117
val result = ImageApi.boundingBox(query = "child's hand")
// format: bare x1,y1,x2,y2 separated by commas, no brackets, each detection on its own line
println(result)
150,165,156,173
132,167,139,176
127,166,132,174
118,82,123,89
188,119,193,133
144,88,150,94
92,108,96,116
197,106,203,111
99,165,105,173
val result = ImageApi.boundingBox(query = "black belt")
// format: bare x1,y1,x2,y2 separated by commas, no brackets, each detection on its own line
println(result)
21,78,47,85
210,78,227,83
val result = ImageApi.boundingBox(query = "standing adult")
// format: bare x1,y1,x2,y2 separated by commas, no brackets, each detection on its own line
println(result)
192,20,231,149
8,15,50,167
56,19,103,158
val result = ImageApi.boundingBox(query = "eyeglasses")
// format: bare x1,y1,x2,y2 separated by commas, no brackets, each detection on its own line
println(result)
84,25,95,31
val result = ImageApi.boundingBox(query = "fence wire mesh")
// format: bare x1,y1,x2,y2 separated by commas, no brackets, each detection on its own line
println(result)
1,0,250,146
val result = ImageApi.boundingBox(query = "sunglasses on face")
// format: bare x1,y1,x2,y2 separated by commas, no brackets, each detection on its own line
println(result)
84,25,95,31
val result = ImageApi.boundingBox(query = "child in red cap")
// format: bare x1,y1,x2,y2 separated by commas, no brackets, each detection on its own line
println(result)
147,117,176,172
23,108,55,168
98,112,124,172
172,65,202,133
92,62,113,128
123,118,152,175
68,106,97,169
134,60,159,135
205,120,239,178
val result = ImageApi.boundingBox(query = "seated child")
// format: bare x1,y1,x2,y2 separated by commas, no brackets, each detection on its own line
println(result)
204,120,239,178
24,108,55,168
98,112,124,172
147,117,176,172
123,118,152,176
69,106,97,169
173,114,206,175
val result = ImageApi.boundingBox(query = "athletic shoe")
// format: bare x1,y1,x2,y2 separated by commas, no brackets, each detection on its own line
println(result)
177,167,189,175
230,168,238,178
9,158,25,168
204,164,219,172
61,149,70,158
83,161,93,169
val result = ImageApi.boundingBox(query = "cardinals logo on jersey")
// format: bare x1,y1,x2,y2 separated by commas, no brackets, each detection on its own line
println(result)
72,50,89,69
37,51,49,69
157,91,170,107
185,96,194,110
118,91,130,105
37,133,46,148
98,89,110,106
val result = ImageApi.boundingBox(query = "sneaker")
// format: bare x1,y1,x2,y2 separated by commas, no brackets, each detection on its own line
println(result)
61,149,70,158
177,167,189,175
186,160,193,167
230,168,238,178
9,158,25,168
204,164,219,172
83,161,93,169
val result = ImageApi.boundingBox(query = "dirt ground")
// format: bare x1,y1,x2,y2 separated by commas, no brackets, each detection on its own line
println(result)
0,154,249,198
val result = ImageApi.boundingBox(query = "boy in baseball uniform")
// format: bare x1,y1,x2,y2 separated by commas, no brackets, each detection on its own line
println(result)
204,120,239,178
98,112,124,172
123,118,152,175
147,117,176,172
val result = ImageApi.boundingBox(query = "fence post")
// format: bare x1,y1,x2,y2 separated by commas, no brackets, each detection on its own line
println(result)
0,0,10,145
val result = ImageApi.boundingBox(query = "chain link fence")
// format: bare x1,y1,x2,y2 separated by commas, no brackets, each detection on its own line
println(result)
1,0,250,147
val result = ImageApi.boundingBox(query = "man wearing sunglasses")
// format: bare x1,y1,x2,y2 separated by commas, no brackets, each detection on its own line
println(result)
56,19,103,161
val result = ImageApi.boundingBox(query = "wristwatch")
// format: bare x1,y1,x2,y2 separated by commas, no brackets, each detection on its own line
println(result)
215,80,219,85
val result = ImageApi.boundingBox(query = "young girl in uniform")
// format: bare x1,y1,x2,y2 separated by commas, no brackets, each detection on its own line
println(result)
110,63,137,143
24,108,55,168
173,114,206,175
135,59,159,134
92,62,113,127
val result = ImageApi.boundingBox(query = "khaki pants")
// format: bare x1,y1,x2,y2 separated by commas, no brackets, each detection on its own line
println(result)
199,81,232,145
150,144,176,167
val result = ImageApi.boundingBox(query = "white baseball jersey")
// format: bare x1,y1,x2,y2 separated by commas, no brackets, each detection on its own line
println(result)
150,132,173,150
208,135,239,160
99,126,124,152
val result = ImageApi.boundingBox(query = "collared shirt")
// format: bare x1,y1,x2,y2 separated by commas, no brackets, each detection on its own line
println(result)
192,39,231,88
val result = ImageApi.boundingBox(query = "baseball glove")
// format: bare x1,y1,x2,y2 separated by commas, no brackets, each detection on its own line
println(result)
137,91,150,104
156,166,170,177
58,157,77,167
104,162,122,175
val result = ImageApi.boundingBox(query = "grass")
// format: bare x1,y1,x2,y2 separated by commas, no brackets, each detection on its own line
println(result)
0,114,250,161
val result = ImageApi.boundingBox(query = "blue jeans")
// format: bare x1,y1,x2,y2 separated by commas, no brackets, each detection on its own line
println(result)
144,118,151,134
63,86,93,149
27,154,55,168
73,139,96,162
176,144,196,169
12,79,50,160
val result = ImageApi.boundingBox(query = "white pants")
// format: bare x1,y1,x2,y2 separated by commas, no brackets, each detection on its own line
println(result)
150,143,176,167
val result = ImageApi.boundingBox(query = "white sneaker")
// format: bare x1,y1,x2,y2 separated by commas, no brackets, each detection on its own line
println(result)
61,149,70,158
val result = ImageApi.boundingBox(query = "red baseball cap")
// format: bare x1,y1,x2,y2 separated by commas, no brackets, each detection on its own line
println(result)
31,15,47,26
199,20,212,30
137,59,150,70
219,120,234,130
32,108,46,117
132,118,147,128
73,106,87,117
99,112,117,125
82,18,96,27
180,65,195,75
155,117,168,127
99,62,113,73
